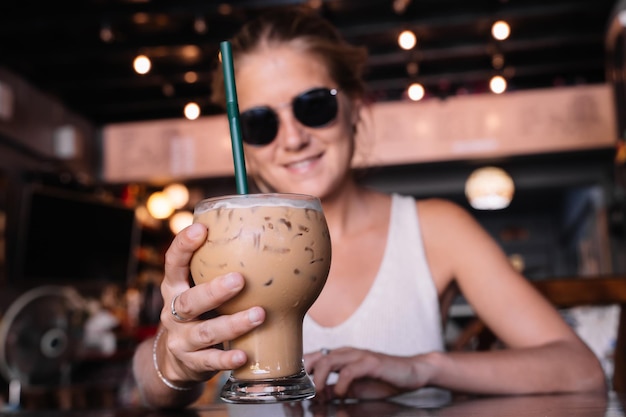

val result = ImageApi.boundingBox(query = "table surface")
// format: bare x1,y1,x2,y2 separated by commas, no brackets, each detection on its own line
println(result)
6,391,624,417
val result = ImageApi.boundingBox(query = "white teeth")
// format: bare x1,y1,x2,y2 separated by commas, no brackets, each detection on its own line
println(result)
288,158,315,169
288,159,313,170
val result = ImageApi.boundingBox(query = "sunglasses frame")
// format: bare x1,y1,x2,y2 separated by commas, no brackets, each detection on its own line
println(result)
239,87,339,146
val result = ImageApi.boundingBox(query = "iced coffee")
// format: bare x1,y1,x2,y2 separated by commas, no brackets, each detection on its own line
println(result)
190,193,331,402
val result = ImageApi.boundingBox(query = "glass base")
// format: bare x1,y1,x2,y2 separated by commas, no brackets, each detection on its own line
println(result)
220,370,316,404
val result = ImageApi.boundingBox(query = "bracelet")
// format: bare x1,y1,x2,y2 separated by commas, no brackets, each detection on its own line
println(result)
152,328,193,391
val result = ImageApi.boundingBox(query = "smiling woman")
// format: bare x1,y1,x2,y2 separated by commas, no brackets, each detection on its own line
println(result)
128,6,607,409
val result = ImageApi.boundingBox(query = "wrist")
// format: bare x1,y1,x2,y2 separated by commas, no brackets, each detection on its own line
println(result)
412,351,445,388
152,328,197,391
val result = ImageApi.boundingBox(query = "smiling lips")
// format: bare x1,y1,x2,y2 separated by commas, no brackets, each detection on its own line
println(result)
284,153,323,173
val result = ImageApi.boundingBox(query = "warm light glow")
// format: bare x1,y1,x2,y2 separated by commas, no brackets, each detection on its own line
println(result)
163,183,189,209
133,55,151,75
465,166,515,210
184,102,201,120
393,0,412,14
491,20,510,41
169,210,194,234
489,75,507,94
147,191,174,219
406,62,419,75
407,83,425,101
218,3,233,15
491,53,505,70
194,16,207,33
180,45,201,60
100,25,114,43
398,30,417,50
162,83,175,97
133,12,149,25
184,71,198,83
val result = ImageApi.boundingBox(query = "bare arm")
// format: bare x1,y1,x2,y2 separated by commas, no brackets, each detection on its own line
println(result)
421,199,606,394
306,199,606,400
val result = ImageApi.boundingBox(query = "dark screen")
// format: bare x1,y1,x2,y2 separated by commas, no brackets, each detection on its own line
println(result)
16,186,139,288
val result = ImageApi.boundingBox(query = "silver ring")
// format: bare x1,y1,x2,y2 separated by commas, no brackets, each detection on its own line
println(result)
170,293,191,322
321,348,331,356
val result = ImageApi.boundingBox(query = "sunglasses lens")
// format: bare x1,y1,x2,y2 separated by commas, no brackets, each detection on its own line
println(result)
293,88,338,127
240,107,279,145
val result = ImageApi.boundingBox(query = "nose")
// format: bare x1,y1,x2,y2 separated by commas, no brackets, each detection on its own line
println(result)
275,107,310,151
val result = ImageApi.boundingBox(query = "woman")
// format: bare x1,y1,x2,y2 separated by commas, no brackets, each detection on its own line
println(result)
131,7,606,409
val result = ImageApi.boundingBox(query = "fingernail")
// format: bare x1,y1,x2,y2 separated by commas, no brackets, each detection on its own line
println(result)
232,351,246,365
187,223,204,239
223,273,243,290
248,307,264,325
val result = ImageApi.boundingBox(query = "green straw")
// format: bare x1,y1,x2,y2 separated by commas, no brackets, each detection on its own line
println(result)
220,41,249,195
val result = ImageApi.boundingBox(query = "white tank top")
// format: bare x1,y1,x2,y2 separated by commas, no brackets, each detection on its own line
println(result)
303,193,444,356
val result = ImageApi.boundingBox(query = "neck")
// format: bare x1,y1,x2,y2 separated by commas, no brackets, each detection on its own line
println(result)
320,179,371,240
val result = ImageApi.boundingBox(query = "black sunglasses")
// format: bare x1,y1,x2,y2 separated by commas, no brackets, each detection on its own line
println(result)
239,87,339,146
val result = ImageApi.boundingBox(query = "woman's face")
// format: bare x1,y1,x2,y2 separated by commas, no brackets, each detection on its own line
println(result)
234,44,359,199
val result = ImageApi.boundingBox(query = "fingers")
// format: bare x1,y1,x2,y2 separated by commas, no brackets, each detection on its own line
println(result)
154,222,271,385
307,349,342,395
163,222,207,289
171,304,265,353
163,273,247,323
159,300,266,382
307,348,413,401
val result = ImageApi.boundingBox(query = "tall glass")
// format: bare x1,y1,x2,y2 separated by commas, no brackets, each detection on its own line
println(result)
189,193,332,403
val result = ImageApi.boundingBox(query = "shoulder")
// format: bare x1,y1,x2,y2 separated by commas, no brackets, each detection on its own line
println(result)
416,198,478,228
415,198,484,245
415,198,504,288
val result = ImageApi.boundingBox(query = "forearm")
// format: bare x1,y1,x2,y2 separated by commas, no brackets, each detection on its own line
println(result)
424,340,607,395
132,335,205,409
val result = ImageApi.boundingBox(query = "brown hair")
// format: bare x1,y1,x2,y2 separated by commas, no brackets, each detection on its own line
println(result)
211,7,368,108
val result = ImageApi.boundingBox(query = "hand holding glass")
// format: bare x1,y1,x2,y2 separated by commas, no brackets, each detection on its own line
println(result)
190,193,331,403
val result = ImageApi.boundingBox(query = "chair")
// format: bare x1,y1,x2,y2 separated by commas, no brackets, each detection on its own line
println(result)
447,275,626,392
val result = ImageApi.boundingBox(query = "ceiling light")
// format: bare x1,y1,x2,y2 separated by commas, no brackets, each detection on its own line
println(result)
180,45,201,60
169,211,194,235
465,166,514,210
491,53,505,70
406,61,419,76
184,102,201,120
184,71,198,83
147,192,174,219
133,55,151,75
163,183,190,209
491,20,510,41
393,0,412,14
398,30,417,50
489,75,507,94
193,16,207,34
99,24,114,43
218,3,233,15
133,12,150,25
407,83,425,101
162,83,175,97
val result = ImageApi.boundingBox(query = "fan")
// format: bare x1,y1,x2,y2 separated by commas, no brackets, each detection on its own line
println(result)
0,285,87,409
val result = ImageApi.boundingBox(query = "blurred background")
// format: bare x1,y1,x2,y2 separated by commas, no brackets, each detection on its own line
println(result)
0,0,625,410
